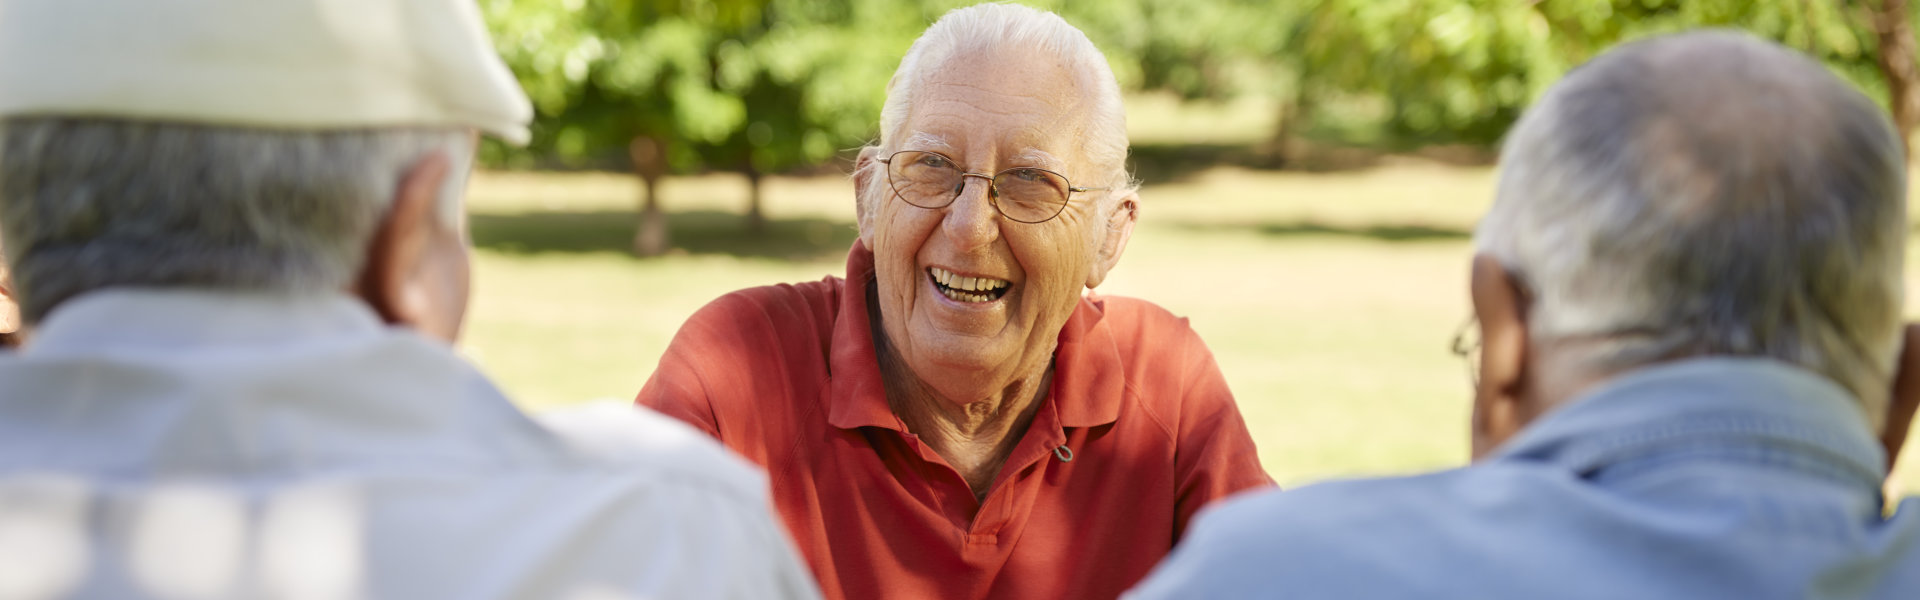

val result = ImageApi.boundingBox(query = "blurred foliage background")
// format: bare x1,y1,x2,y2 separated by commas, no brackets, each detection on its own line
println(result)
481,0,1920,237
465,0,1920,494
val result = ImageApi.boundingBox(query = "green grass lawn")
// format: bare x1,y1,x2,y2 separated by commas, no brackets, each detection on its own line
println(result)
460,162,1920,498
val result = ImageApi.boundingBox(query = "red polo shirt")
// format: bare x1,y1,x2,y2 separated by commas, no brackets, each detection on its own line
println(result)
637,242,1272,600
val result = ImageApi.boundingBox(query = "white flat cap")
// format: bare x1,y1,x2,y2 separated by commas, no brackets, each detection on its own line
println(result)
0,0,532,144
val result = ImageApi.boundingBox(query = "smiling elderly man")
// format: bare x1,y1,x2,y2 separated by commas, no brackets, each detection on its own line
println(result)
637,4,1270,599
1128,31,1920,599
0,0,817,597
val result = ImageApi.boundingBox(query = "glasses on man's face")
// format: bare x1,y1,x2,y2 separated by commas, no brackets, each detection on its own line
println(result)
879,150,1108,224
1451,315,1482,390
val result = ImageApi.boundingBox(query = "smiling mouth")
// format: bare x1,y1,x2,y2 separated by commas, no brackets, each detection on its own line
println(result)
928,266,1011,303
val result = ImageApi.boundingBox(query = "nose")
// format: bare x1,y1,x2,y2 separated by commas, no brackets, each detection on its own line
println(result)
941,173,1000,250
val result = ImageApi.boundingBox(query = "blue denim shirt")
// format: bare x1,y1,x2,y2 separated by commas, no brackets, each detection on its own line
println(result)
1127,358,1920,599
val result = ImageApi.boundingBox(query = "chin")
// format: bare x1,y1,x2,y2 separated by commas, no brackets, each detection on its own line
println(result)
915,343,1005,375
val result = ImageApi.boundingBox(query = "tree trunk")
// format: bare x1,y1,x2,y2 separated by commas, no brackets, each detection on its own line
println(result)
1269,64,1313,170
743,166,766,234
630,136,670,257
1270,90,1313,170
1797,0,1820,55
635,176,668,257
1871,0,1920,157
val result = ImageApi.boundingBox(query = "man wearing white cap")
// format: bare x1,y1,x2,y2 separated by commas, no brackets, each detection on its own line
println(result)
0,1,820,598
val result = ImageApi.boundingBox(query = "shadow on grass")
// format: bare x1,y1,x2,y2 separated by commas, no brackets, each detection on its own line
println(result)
1168,220,1471,242
1129,143,1274,184
1129,141,1496,184
471,209,858,261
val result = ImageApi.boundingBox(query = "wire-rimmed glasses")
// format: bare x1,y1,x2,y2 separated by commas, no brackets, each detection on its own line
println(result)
1451,315,1481,389
878,150,1108,224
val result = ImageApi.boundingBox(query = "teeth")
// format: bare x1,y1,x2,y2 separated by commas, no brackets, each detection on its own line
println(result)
928,267,1008,293
927,267,1010,302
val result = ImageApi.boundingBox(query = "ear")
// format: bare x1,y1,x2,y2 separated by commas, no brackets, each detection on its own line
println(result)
353,151,465,343
0,272,17,335
1883,324,1920,473
1084,192,1138,289
1469,254,1531,461
854,146,883,248
0,271,19,348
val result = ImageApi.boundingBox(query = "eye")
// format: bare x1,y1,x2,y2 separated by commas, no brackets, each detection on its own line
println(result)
1011,168,1050,182
918,153,952,169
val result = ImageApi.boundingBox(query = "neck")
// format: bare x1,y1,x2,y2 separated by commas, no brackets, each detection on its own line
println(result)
869,286,1052,500
879,346,1051,441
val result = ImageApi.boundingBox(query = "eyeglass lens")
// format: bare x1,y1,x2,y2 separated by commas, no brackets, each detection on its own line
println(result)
887,151,1072,223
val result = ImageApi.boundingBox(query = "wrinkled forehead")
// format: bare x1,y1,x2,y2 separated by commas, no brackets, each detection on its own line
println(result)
903,131,1067,172
903,46,1091,170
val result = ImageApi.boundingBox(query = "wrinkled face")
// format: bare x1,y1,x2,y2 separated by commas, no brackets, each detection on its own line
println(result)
868,48,1108,404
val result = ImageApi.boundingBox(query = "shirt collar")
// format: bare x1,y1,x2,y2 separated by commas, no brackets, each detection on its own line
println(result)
0,288,564,473
825,241,1125,431
1490,357,1887,492
26,288,385,356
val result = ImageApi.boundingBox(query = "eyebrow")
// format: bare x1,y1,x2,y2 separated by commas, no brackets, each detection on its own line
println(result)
903,131,1067,172
903,131,954,152
1013,148,1065,171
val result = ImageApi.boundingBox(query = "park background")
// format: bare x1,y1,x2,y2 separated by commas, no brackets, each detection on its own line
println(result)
464,0,1920,496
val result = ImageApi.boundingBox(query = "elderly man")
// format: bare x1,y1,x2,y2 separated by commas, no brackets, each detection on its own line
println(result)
1128,32,1920,599
637,4,1270,599
0,1,818,598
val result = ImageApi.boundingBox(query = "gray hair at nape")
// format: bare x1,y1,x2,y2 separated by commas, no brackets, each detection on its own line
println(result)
1477,31,1908,424
856,3,1137,236
0,118,473,324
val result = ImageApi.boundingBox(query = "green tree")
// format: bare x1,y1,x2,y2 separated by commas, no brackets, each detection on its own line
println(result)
1270,0,1919,152
484,0,913,255
696,0,919,233
486,0,757,255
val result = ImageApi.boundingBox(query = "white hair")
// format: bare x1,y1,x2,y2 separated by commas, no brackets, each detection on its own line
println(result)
1477,31,1908,423
0,118,472,323
857,3,1136,236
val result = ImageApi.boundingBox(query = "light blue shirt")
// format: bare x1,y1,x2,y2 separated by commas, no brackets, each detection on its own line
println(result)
1128,358,1920,599
0,290,820,599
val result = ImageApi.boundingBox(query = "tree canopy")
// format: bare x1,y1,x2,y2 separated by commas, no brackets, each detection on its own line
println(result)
478,0,1920,254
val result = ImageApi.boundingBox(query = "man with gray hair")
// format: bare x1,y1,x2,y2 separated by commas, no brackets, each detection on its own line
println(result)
1129,31,1920,599
0,1,818,598
638,4,1267,599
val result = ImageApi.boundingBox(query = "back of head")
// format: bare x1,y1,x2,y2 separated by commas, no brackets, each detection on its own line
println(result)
1478,31,1908,423
0,122,469,324
0,0,530,326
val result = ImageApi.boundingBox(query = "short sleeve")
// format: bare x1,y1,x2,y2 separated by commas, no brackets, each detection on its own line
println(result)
1171,328,1274,540
635,297,742,440
633,281,838,461
636,350,721,439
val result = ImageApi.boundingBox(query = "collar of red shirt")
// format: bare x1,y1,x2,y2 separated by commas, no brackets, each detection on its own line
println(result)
825,240,1126,432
